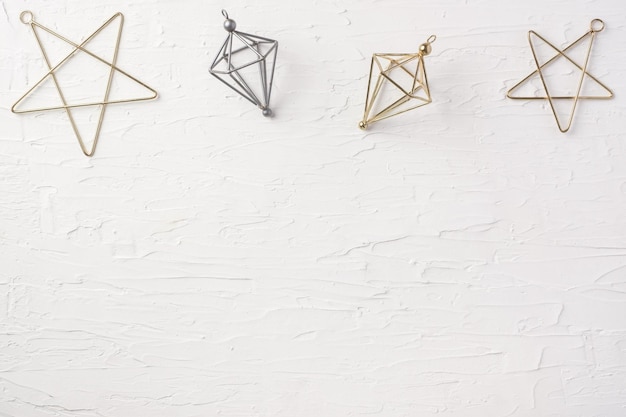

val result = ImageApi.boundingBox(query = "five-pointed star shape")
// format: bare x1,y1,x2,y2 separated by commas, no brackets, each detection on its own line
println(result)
12,11,158,156
507,20,613,133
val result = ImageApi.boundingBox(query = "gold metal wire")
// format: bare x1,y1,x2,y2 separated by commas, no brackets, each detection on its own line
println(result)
12,11,158,156
507,19,613,133
359,35,436,130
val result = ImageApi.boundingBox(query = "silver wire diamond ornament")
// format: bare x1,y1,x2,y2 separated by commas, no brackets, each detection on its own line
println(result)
210,10,278,117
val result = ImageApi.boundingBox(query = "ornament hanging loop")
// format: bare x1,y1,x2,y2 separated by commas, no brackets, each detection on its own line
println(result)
20,10,34,24
590,18,604,33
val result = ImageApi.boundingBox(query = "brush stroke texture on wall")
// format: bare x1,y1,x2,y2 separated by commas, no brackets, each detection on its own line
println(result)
1,0,626,416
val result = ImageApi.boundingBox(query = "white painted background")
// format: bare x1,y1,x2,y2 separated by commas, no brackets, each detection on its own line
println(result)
1,0,626,415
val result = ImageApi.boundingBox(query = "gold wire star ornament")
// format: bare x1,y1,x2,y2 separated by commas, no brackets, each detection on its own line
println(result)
507,19,613,133
359,35,436,130
12,11,158,157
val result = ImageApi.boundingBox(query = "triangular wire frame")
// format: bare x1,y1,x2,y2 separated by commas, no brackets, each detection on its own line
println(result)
11,12,158,156
362,52,432,127
507,23,613,133
210,29,278,112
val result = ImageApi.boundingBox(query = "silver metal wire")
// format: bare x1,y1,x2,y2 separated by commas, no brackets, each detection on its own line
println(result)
209,10,278,117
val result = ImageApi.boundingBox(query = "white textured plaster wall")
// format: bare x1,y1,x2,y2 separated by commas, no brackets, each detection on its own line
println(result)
1,0,626,416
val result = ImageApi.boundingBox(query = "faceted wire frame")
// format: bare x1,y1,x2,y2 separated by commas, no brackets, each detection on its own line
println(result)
210,30,278,112
361,52,431,128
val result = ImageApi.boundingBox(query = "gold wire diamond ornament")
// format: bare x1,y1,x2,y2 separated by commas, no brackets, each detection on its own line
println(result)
359,35,436,130
507,19,613,133
210,10,278,117
11,11,158,157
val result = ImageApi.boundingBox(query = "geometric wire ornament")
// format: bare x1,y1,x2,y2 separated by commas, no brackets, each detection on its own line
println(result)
11,11,158,157
507,19,613,133
359,35,436,130
210,10,278,117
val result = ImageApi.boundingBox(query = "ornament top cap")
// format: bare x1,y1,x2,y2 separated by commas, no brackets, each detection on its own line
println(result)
222,9,236,32
419,35,436,56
